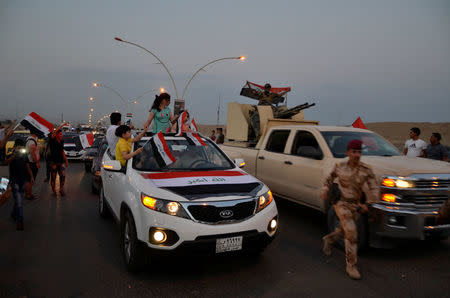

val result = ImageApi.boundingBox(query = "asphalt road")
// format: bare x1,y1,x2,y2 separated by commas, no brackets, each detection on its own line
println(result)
0,163,449,297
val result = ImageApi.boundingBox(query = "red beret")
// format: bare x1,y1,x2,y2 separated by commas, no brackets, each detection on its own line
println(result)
347,139,362,150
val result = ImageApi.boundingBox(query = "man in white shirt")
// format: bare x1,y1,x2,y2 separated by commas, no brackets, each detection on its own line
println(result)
106,112,121,158
403,127,426,157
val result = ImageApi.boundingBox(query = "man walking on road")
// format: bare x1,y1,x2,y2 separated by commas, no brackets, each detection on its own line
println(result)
403,127,426,157
320,139,380,280
25,133,40,200
49,125,68,196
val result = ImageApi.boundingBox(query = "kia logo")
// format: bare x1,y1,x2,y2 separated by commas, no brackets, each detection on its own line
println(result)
219,210,234,218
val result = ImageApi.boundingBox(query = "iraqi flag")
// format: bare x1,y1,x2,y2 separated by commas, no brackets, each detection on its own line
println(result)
185,132,207,146
176,110,189,136
190,118,198,132
150,131,176,167
352,117,367,129
141,170,258,188
20,112,54,138
79,133,94,149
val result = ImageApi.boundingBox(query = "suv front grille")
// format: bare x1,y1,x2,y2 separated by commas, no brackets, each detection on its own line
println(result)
414,180,450,189
187,200,256,224
404,196,447,208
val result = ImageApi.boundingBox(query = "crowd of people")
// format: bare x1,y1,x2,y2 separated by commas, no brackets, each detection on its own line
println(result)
0,95,447,237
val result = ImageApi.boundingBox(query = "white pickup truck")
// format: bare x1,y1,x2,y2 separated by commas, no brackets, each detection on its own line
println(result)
221,123,450,248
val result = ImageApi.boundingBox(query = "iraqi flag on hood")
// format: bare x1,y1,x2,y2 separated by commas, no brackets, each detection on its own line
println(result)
150,131,176,167
20,112,54,138
141,170,258,188
79,133,94,149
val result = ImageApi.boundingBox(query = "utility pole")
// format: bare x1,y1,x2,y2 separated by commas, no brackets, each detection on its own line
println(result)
216,93,221,126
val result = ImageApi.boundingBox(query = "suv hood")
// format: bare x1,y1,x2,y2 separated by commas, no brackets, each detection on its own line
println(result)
133,169,264,201
362,156,450,177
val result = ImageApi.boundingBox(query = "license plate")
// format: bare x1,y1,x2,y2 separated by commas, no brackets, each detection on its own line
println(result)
215,236,243,253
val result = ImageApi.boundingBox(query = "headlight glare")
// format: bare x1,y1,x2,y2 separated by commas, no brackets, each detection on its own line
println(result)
167,202,180,214
141,193,189,219
382,177,413,188
257,190,273,212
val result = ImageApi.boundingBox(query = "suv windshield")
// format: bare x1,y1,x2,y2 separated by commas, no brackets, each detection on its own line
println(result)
133,136,234,171
321,131,401,158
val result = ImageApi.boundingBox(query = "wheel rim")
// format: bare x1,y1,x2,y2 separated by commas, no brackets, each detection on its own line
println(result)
99,189,104,213
124,221,131,262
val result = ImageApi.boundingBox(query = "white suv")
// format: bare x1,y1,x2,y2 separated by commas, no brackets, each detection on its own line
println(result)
100,133,278,272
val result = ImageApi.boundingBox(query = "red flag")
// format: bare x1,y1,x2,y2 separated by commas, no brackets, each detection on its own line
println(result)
79,133,94,148
352,117,367,129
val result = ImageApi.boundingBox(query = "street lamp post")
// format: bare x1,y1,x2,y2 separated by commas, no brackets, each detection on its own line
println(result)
93,82,129,115
114,37,179,100
181,56,245,102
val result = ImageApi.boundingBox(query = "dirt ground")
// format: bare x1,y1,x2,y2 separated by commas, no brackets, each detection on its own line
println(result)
198,122,450,150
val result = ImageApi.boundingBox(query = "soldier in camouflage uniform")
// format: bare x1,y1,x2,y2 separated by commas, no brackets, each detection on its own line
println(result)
320,139,380,280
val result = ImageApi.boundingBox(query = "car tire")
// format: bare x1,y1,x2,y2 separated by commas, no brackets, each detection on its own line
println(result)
98,186,109,218
327,206,368,251
121,210,144,273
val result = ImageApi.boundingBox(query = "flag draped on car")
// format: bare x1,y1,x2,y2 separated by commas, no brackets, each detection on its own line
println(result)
20,112,54,138
151,131,176,167
141,170,259,188
79,133,94,149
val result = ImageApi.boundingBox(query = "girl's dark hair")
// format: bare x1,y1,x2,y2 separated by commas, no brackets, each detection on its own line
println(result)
151,93,171,112
115,125,131,137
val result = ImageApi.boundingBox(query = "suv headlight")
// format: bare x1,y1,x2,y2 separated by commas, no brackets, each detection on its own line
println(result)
257,190,274,212
381,176,413,188
141,193,190,219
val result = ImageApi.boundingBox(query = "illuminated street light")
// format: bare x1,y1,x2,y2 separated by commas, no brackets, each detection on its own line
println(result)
181,56,246,101
114,37,179,99
92,82,129,114
89,97,95,102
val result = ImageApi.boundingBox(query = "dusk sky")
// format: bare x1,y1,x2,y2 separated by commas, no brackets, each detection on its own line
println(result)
1,0,449,126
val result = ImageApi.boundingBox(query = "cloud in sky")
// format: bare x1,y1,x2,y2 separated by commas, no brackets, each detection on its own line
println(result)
1,0,449,126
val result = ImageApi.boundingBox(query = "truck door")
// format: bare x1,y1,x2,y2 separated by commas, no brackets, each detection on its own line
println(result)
256,129,291,194
281,130,324,208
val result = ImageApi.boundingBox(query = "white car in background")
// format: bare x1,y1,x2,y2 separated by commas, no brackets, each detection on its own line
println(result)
62,133,86,160
100,133,278,272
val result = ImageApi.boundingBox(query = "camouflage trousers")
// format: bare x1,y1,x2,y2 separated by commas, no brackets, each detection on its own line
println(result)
325,201,360,266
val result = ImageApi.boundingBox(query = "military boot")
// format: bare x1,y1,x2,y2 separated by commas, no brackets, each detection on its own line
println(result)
322,235,332,256
346,264,361,280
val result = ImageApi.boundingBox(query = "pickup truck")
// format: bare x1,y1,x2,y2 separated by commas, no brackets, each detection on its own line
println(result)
221,123,450,248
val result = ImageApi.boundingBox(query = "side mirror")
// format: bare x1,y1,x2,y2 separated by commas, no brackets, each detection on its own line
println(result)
234,158,246,168
297,146,323,160
103,160,122,171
